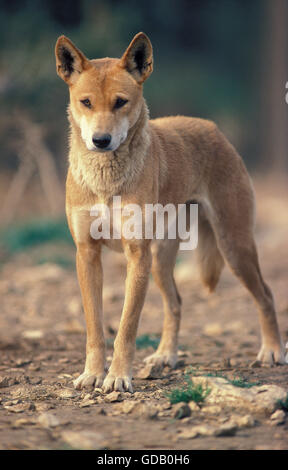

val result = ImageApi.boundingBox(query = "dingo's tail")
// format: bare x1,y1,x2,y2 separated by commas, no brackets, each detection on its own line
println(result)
196,204,224,292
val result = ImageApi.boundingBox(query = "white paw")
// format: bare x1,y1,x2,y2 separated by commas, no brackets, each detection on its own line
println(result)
144,352,178,368
102,373,133,393
73,371,105,390
256,343,287,366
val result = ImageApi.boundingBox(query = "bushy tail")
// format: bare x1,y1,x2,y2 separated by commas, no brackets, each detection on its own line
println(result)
196,204,224,292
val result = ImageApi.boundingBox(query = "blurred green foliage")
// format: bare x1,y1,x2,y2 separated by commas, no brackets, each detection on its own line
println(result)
0,218,73,253
135,334,160,350
0,0,265,172
165,376,211,405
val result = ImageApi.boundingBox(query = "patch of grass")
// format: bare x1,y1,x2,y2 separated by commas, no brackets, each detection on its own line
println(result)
227,376,261,388
165,376,211,405
184,366,198,376
278,394,288,411
136,334,160,350
0,218,73,254
106,334,160,351
204,371,227,379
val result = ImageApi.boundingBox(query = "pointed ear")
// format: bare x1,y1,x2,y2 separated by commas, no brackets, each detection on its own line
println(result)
55,35,90,85
120,32,153,84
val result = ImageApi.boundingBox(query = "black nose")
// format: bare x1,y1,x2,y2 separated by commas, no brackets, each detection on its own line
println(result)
92,133,112,149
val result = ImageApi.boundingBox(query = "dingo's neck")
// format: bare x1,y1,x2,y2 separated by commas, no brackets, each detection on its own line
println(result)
68,99,151,199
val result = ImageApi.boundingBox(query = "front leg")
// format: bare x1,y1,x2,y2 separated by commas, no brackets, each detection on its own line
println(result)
103,241,152,393
73,242,106,390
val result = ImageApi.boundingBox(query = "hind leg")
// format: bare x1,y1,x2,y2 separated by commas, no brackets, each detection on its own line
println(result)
144,238,181,368
207,198,285,365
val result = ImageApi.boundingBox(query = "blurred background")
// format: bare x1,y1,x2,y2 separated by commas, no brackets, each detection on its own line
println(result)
0,2,288,451
0,0,287,260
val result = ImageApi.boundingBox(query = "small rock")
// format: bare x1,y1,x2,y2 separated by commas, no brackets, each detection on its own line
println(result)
0,376,10,388
173,402,191,419
13,418,36,428
79,399,96,408
35,403,54,412
270,409,286,425
116,400,158,419
57,388,78,399
61,431,105,450
177,428,198,439
190,376,287,415
37,412,60,428
119,401,137,414
137,363,163,379
104,391,123,403
234,414,255,428
178,421,237,439
214,421,238,437
5,400,20,406
178,425,215,439
189,401,201,412
4,402,33,413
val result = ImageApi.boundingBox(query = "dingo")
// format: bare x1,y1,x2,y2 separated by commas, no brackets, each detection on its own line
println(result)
55,32,286,393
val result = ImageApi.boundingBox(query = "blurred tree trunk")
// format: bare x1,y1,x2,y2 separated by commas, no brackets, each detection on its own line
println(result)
261,0,288,172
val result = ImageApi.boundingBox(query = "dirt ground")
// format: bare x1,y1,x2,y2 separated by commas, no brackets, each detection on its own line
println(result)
0,175,287,450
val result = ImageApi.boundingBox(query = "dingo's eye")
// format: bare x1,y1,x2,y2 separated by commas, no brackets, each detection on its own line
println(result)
114,97,128,110
80,98,91,108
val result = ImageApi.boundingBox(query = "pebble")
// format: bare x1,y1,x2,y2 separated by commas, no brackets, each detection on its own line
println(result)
0,376,10,388
173,403,191,419
4,402,34,413
104,391,123,403
270,409,286,425
37,412,60,428
115,400,158,419
57,388,78,399
137,363,164,379
12,418,36,428
61,430,106,450
79,399,96,408
213,421,238,437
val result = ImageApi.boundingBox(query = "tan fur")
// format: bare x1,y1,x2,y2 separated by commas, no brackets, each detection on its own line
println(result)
55,33,285,393
196,205,224,292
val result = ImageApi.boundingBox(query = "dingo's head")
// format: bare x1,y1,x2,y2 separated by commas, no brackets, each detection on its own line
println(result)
55,33,153,153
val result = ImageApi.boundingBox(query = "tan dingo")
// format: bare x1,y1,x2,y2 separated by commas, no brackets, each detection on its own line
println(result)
55,32,286,393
